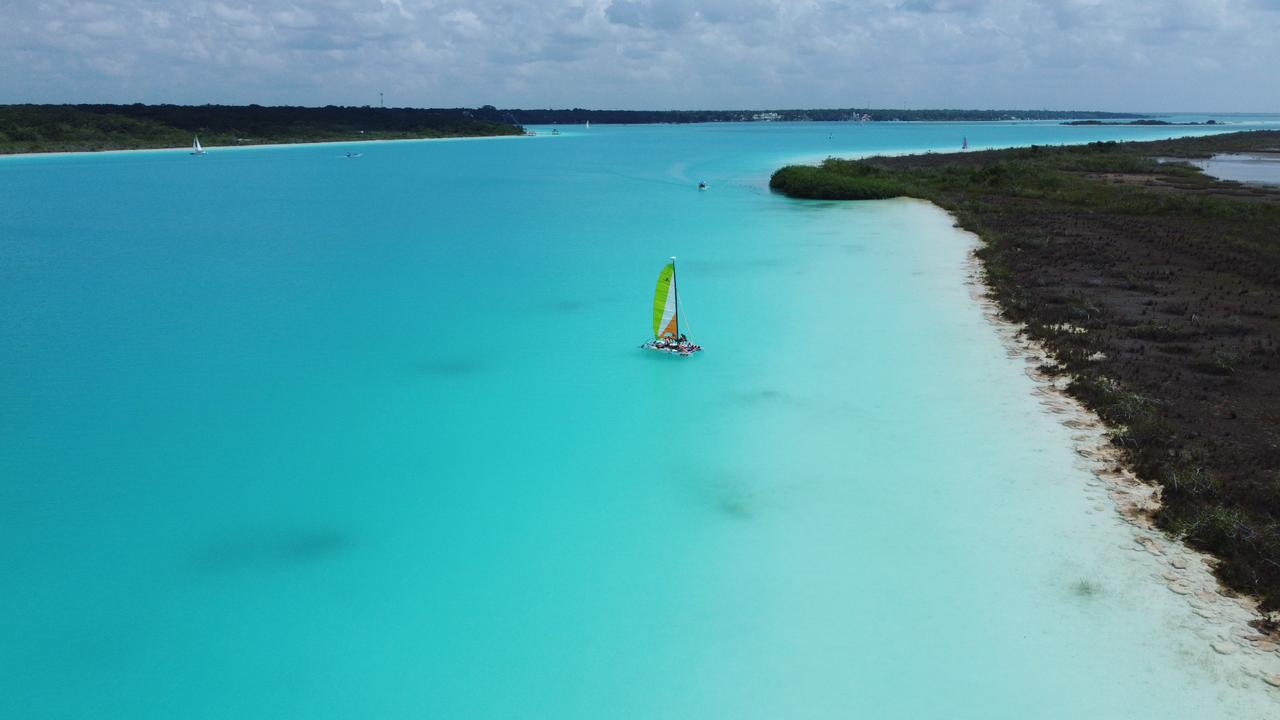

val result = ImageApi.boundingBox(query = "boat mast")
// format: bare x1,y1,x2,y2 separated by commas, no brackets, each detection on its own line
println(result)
671,256,679,339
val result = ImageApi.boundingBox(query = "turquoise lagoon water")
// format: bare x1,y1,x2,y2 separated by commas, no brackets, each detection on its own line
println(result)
4,119,1280,718
1191,154,1280,186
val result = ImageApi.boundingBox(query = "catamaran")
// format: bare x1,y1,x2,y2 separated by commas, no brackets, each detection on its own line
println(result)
642,257,701,356
191,136,206,156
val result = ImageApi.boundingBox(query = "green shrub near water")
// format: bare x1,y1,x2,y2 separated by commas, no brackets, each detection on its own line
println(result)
769,165,911,200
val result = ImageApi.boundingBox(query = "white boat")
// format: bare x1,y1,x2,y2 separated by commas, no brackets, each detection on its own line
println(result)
641,256,701,356
585,121,591,129
191,136,206,156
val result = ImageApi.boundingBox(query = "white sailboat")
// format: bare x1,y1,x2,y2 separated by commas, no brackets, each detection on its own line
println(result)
191,136,206,156
585,120,591,129
641,256,701,355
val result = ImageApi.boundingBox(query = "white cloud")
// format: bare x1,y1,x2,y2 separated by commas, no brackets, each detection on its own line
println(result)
0,0,1275,111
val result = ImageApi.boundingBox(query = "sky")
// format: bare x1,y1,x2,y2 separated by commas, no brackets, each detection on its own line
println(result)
1,0,1278,112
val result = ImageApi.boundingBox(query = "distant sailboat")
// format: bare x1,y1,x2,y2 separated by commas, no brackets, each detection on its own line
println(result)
191,136,206,156
585,120,591,129
962,136,969,151
642,257,702,355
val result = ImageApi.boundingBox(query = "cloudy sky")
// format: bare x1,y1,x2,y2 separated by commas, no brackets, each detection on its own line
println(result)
2,0,1277,111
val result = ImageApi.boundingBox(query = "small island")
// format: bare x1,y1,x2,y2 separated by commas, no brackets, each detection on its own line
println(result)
0,103,526,155
771,131,1280,612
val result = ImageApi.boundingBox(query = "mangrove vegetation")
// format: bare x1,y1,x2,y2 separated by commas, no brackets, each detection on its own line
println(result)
772,131,1280,611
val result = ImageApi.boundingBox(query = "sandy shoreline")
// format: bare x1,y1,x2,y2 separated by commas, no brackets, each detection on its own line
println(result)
774,132,1280,615
946,209,1280,690
0,132,528,161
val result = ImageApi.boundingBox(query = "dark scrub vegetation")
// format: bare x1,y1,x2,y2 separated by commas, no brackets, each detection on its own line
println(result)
773,131,1280,611
0,104,524,154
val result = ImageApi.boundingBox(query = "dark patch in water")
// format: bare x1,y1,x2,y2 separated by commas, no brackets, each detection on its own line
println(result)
684,257,783,276
414,357,484,377
716,491,754,520
724,389,789,406
538,296,619,315
550,299,589,314
191,528,352,573
1071,578,1103,599
689,474,758,521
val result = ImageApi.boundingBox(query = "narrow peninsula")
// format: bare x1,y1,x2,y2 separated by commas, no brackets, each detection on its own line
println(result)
772,131,1280,612
0,104,525,154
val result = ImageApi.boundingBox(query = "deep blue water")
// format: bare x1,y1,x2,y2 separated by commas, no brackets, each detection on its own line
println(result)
4,118,1280,718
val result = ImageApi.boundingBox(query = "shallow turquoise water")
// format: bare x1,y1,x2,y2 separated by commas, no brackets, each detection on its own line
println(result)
4,119,1280,718
1192,153,1280,186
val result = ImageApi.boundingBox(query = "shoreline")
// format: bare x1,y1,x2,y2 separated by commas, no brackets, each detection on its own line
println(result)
776,126,1243,170
0,132,529,161
949,211,1280,687
771,132,1280,609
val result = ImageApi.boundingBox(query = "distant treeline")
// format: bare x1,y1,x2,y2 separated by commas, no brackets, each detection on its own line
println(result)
472,106,1147,125
0,104,524,154
1063,119,1221,126
0,103,1151,155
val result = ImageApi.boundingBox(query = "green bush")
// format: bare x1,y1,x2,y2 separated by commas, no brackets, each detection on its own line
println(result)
769,165,911,200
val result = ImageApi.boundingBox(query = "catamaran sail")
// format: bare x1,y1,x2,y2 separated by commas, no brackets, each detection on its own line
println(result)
652,259,679,340
191,136,205,155
644,257,701,355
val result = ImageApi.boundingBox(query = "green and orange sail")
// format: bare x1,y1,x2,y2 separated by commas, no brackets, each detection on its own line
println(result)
652,258,680,339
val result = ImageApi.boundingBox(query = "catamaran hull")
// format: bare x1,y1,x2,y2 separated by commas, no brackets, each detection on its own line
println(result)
641,341,702,356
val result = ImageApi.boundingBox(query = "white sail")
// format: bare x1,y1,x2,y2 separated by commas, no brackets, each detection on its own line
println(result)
192,136,203,154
